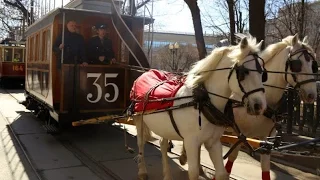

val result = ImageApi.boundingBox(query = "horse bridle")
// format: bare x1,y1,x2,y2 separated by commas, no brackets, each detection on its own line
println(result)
285,47,318,89
228,53,267,103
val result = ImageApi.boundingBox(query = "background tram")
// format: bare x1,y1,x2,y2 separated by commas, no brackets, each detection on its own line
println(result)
0,41,26,87
23,4,153,129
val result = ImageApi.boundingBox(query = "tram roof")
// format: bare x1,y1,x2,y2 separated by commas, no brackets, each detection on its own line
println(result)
25,7,154,36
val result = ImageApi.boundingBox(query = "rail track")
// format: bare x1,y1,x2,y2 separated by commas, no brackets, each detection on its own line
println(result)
3,88,239,180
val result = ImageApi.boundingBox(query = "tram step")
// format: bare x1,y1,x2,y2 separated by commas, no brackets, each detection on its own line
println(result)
42,124,59,134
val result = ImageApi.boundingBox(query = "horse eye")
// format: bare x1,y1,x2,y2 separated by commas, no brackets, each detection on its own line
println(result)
305,54,310,62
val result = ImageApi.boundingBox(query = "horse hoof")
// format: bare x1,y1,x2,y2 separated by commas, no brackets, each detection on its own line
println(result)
138,173,148,180
179,154,187,165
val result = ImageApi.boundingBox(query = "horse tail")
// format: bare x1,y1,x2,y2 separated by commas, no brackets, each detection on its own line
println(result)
179,144,188,165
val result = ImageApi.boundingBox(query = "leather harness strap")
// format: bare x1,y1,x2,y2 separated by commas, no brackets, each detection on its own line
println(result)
168,110,183,139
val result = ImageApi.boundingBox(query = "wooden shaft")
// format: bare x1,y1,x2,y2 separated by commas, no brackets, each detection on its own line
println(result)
221,134,262,149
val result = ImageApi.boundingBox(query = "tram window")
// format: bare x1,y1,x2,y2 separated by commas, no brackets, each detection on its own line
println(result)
42,30,47,61
29,36,34,62
35,34,40,61
4,48,13,62
46,29,51,61
13,49,23,62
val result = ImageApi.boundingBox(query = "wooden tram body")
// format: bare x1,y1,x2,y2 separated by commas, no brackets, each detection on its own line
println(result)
0,41,26,86
23,7,152,127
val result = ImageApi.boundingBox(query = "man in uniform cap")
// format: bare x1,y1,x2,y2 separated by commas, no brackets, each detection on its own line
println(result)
87,23,116,64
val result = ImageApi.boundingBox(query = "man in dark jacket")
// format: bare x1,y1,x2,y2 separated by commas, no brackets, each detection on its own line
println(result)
87,23,116,64
53,20,88,69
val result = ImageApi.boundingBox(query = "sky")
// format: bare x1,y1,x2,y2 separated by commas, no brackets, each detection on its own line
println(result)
35,0,219,34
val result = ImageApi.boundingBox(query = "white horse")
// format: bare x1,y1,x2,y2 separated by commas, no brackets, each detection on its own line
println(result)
178,34,318,180
131,35,267,180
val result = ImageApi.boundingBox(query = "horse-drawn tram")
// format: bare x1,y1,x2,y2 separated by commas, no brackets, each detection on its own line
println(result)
0,41,26,87
22,1,152,129
20,0,320,180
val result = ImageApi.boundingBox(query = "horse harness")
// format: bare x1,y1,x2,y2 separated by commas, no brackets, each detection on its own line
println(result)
285,47,318,89
167,53,267,139
227,53,267,103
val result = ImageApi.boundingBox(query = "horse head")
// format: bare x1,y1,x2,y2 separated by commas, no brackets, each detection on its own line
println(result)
282,33,318,103
227,34,267,115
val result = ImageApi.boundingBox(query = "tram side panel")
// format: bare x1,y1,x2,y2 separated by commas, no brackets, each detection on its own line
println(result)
58,64,127,123
1,62,25,83
25,26,54,108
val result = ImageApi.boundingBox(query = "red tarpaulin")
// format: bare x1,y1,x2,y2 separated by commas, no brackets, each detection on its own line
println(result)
130,69,186,112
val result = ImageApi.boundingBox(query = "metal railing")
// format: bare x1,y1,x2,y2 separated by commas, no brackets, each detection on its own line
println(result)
282,82,320,137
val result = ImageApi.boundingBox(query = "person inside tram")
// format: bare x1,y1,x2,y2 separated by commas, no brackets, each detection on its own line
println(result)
53,20,88,69
13,53,21,62
87,23,116,65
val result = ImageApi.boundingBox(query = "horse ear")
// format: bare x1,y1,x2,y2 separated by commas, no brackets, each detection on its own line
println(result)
240,37,248,49
256,40,264,49
292,33,299,46
303,36,309,44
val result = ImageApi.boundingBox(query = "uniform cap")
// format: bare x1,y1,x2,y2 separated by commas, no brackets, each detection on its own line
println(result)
95,23,107,29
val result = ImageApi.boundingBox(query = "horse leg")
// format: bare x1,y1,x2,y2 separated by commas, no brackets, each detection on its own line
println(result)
135,116,148,180
204,140,228,180
184,138,201,180
261,154,271,180
160,138,173,180
260,127,277,180
179,143,205,177
224,143,241,174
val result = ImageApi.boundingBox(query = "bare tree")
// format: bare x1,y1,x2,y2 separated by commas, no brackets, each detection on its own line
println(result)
201,0,249,41
184,0,207,59
249,0,266,48
0,0,35,40
153,44,199,71
227,0,236,45
265,0,320,60
4,0,34,26
122,0,154,16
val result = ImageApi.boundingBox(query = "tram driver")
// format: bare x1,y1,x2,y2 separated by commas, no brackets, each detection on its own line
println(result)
53,20,88,69
87,23,116,65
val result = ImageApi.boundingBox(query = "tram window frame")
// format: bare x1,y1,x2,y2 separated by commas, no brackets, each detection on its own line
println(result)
23,48,26,62
46,29,51,62
13,48,24,63
29,36,35,62
0,47,2,62
42,30,46,62
4,48,13,62
35,33,40,61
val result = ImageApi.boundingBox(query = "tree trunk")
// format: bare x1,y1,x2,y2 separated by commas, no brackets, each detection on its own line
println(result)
227,0,236,45
249,0,266,48
184,0,207,60
299,0,305,39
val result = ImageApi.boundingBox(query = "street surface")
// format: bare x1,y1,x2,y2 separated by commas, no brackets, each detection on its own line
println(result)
0,88,318,180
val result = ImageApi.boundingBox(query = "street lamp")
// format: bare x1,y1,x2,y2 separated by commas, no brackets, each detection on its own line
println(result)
169,42,179,71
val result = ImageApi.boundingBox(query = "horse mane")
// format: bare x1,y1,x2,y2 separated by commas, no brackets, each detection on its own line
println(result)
185,33,260,89
230,33,261,62
259,41,288,64
282,35,315,55
185,46,233,89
